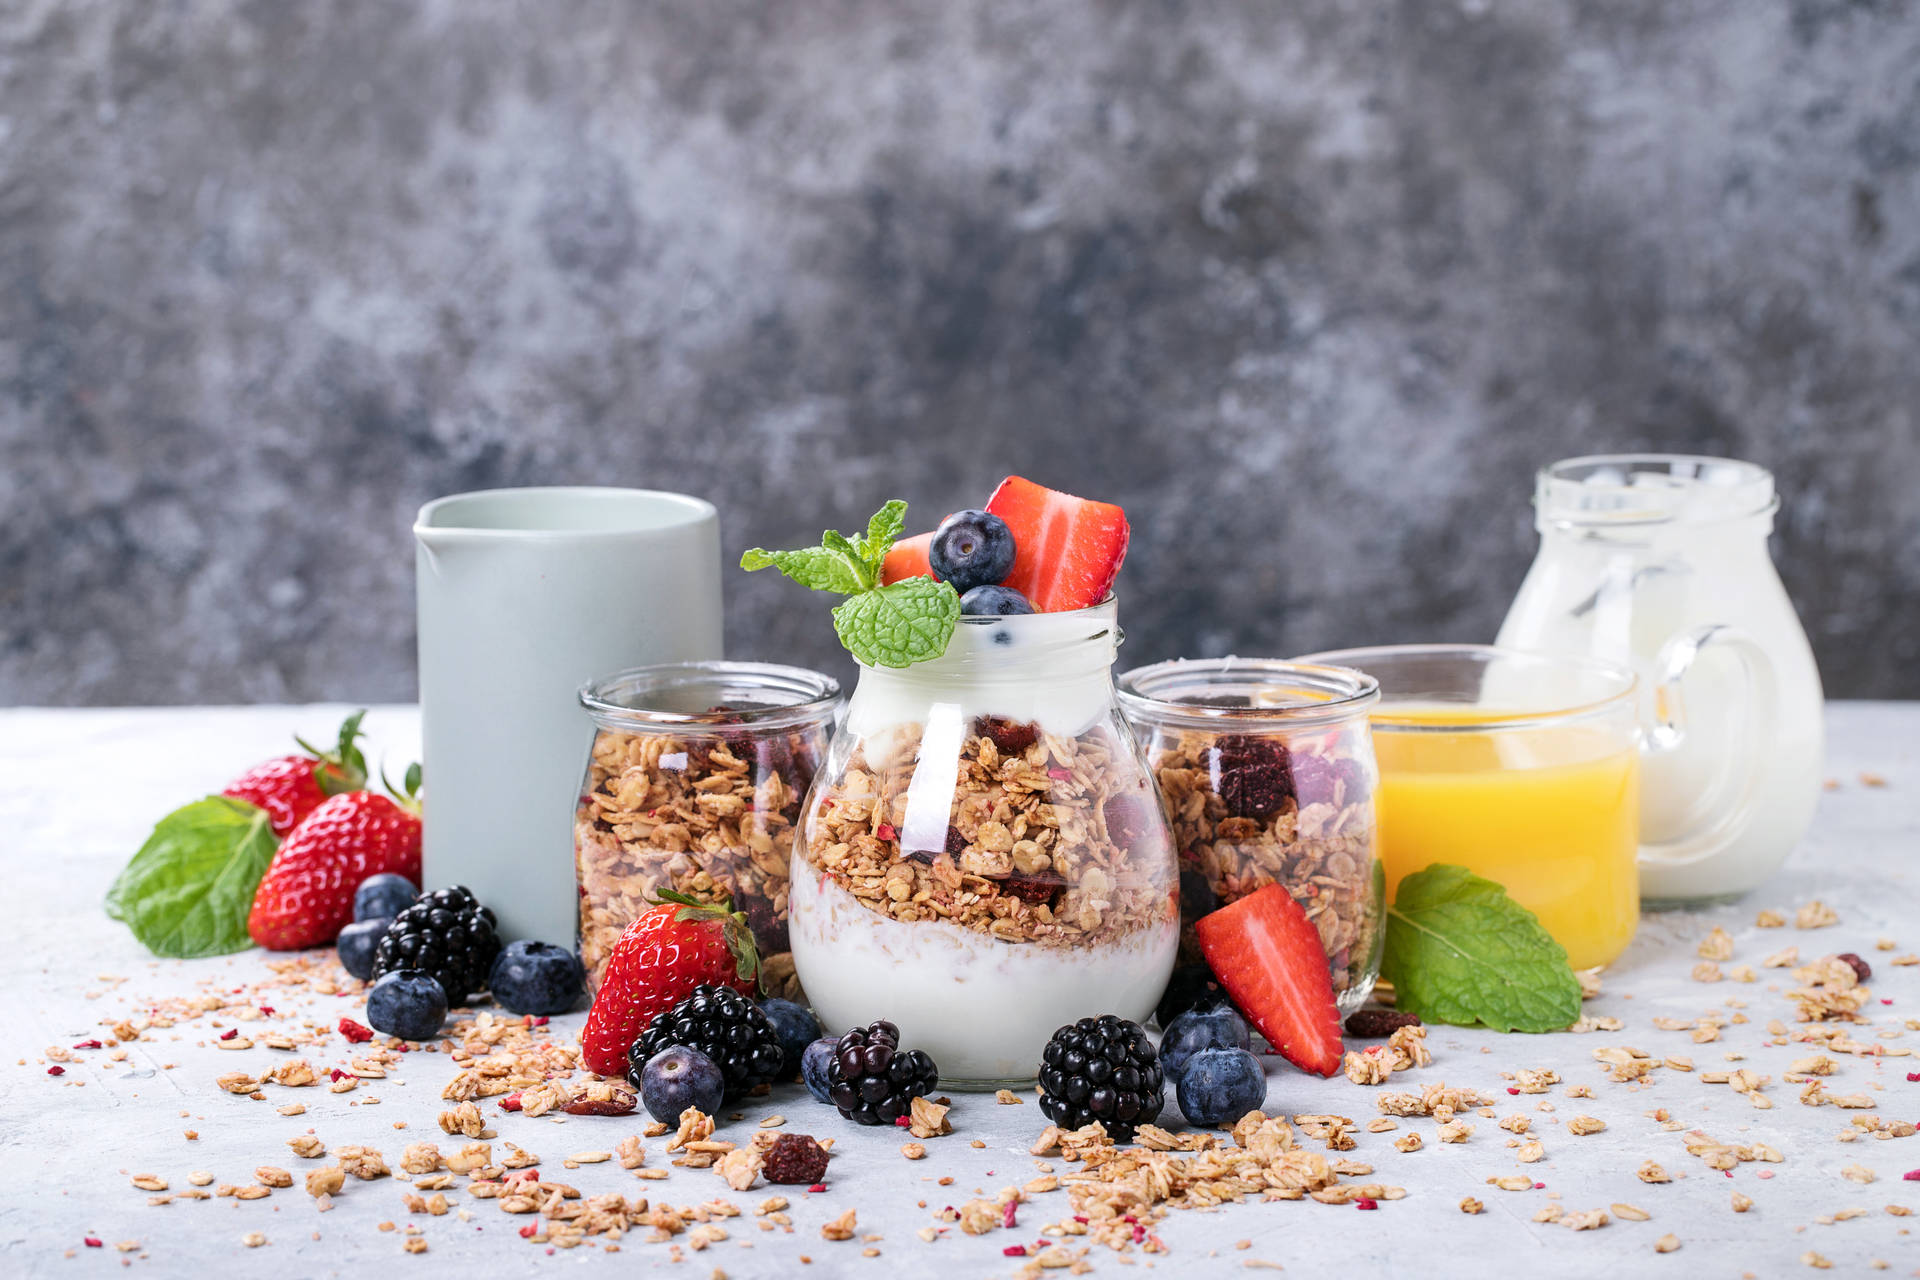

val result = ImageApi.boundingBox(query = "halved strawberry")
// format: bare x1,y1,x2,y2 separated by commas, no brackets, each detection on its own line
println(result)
880,531,935,584
984,476,1129,612
1194,884,1343,1077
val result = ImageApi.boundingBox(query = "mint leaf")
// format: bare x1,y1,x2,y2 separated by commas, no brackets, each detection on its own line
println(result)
855,499,908,575
106,797,279,958
740,545,867,595
832,577,960,668
1380,863,1582,1033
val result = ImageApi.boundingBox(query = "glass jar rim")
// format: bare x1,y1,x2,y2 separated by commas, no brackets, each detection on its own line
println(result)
1536,453,1778,528
579,661,842,731
1116,657,1380,730
1295,643,1637,732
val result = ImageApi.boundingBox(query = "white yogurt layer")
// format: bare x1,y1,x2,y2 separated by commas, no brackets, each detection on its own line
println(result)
844,598,1121,747
789,865,1177,1086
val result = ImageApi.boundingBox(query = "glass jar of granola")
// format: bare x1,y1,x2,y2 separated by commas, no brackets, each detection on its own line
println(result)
1117,658,1384,1012
789,597,1178,1090
575,662,841,1001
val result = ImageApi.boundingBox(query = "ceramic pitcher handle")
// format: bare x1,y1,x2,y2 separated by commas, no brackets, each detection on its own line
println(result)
1638,624,1778,867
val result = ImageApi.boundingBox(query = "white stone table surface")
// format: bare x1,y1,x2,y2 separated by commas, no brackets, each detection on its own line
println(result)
2,703,1917,1279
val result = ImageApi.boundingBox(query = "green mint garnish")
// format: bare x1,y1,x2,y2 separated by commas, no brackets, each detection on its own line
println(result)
741,499,960,668
1379,863,1583,1033
105,796,279,958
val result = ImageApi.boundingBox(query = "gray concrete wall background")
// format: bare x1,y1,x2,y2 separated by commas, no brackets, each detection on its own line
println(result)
3,0,1918,704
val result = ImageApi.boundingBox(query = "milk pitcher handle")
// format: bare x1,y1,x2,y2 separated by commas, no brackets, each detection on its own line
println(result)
1638,624,1778,868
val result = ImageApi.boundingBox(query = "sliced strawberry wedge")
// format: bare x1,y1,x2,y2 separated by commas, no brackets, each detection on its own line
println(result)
881,531,935,584
1194,884,1343,1077
984,476,1129,612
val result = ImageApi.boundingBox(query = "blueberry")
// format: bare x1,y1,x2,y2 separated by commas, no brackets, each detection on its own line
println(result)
801,1037,838,1104
365,969,448,1042
639,1045,725,1123
1178,870,1219,927
1159,1004,1253,1078
1174,1047,1267,1127
960,584,1034,616
487,940,584,1017
336,917,392,981
928,509,1016,593
758,999,823,1081
353,873,418,923
1154,963,1229,1029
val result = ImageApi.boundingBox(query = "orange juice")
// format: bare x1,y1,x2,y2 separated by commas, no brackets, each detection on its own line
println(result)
1373,707,1640,970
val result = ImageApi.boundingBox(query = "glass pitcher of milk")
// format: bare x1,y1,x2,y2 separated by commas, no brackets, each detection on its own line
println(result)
1496,455,1824,905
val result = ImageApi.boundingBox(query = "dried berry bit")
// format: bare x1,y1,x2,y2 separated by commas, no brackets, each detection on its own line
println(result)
1000,872,1064,905
905,825,967,866
1290,752,1368,808
564,1092,637,1117
974,716,1039,756
1836,953,1872,983
1344,1009,1423,1039
762,1134,831,1186
338,1018,374,1044
1102,794,1154,851
1209,735,1294,820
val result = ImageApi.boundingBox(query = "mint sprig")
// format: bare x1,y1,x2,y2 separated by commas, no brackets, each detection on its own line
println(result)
1379,863,1582,1033
742,500,961,668
105,796,279,958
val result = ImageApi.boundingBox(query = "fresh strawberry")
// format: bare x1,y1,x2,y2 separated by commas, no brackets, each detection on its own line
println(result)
880,530,935,584
579,891,759,1077
1194,883,1343,1078
984,476,1129,612
224,710,370,837
246,772,422,951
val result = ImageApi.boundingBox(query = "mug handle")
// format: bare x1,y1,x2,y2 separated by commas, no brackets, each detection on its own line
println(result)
1637,624,1777,868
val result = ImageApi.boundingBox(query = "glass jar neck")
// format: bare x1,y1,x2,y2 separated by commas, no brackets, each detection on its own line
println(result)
1535,454,1778,540
579,661,841,733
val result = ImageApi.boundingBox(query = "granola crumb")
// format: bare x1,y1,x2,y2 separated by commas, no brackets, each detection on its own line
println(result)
901,1143,926,1160
821,1209,857,1241
1732,1191,1753,1212
1795,900,1839,929
995,1089,1024,1105
242,1232,268,1248
1756,909,1786,927
1459,1197,1484,1214
1654,1234,1681,1253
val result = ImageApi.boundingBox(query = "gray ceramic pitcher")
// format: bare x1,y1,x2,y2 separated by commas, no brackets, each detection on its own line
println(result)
414,487,722,946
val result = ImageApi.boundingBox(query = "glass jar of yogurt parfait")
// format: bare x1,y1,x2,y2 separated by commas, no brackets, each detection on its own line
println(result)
1116,658,1385,1013
789,597,1178,1090
575,662,841,1001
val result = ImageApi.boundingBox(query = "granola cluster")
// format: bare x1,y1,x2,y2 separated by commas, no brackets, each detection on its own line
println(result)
1145,728,1381,998
574,722,825,996
800,718,1174,947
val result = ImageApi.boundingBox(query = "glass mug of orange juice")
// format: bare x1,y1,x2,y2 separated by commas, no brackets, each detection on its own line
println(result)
1295,645,1754,971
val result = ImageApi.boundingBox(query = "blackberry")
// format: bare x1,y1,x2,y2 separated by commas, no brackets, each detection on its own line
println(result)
825,1020,939,1125
371,886,500,1006
628,985,784,1101
1038,1015,1164,1142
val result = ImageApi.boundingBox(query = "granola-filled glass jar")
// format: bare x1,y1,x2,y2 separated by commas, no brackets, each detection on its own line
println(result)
1117,658,1384,1013
576,662,841,1001
789,597,1178,1090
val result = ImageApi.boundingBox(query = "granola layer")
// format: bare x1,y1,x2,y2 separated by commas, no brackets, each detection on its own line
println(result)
799,718,1175,950
575,726,823,998
1149,728,1381,999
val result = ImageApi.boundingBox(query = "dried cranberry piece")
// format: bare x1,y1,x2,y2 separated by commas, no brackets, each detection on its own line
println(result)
974,716,1040,756
1001,872,1064,905
338,1017,374,1044
1836,953,1872,983
564,1093,637,1116
1102,794,1154,851
762,1133,831,1185
1209,735,1294,820
1290,752,1367,809
1343,1009,1422,1039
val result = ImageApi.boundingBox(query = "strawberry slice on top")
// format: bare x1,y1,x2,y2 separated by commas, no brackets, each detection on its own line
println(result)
984,476,1129,612
880,530,935,584
1194,883,1344,1077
